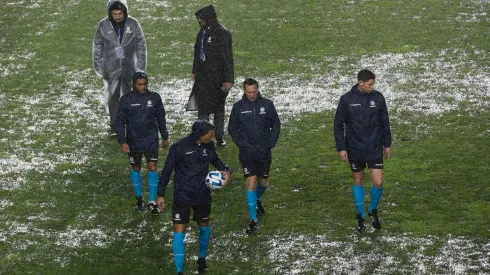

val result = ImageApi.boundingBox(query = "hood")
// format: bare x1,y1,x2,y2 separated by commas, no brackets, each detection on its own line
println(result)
189,120,215,141
107,0,128,21
132,71,148,91
195,5,217,21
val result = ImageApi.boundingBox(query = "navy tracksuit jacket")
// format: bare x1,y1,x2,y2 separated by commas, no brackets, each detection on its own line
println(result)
114,89,169,152
228,93,281,161
334,84,392,161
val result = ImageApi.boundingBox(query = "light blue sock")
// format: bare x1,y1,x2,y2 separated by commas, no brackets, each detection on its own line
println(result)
131,169,142,197
148,171,158,202
199,225,211,258
173,232,185,273
246,190,258,222
369,186,383,213
256,184,267,200
352,185,365,218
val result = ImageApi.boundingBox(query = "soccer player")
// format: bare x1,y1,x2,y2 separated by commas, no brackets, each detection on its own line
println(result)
93,0,147,135
334,69,392,231
114,72,169,214
228,78,281,233
157,120,231,274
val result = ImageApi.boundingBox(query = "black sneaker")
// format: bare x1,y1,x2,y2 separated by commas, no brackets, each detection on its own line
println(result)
134,197,145,211
256,200,266,215
246,219,259,233
197,257,208,273
216,138,227,148
369,209,381,229
177,272,184,275
147,202,160,215
356,213,366,232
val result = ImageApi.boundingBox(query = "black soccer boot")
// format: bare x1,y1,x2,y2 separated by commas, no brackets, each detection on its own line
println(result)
368,208,381,229
246,219,259,233
216,138,227,148
147,202,160,215
256,200,266,216
356,213,366,232
134,196,145,211
197,257,208,273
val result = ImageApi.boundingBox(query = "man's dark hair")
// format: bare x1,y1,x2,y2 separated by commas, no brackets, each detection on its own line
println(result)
243,78,259,88
357,69,376,82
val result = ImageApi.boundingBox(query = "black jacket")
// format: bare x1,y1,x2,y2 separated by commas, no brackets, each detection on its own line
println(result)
228,93,281,161
114,90,169,152
190,7,234,113
158,125,230,203
334,84,392,161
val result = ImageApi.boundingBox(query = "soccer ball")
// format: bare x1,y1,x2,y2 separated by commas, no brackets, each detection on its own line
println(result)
205,170,225,190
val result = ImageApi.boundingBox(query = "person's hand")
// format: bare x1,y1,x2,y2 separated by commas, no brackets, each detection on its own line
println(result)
157,196,165,212
161,139,169,149
223,82,233,89
221,170,231,187
339,150,348,161
192,74,196,81
121,143,130,153
384,147,391,159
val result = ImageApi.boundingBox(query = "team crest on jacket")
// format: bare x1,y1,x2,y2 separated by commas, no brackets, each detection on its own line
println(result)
260,107,266,114
126,26,132,33
207,37,212,43
147,100,153,107
370,101,376,107
203,149,207,156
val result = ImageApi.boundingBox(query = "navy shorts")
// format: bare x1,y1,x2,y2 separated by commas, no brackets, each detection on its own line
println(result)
172,201,211,224
349,157,384,172
128,151,158,165
239,156,271,179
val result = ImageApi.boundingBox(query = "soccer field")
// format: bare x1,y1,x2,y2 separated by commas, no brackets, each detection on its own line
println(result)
1,0,490,274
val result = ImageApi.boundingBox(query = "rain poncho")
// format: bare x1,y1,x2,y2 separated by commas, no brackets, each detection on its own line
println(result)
93,0,147,111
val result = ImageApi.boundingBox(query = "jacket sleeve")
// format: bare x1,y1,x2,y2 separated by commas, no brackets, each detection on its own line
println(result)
379,95,392,147
154,94,169,140
267,101,281,149
158,144,177,197
114,96,127,145
333,95,347,152
222,30,234,83
227,103,249,149
209,146,230,172
192,31,201,74
134,20,147,71
93,22,104,74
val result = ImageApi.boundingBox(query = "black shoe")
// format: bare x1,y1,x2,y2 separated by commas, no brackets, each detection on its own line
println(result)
216,138,227,148
177,272,184,275
197,257,208,273
109,125,117,137
246,219,259,233
356,213,365,232
369,209,381,229
256,200,266,216
147,202,160,215
134,197,145,211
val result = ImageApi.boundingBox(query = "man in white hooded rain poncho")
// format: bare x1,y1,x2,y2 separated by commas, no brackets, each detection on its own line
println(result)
93,0,147,135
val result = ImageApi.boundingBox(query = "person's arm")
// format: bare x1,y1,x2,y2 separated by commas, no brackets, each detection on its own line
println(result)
93,23,104,76
209,146,231,187
379,94,392,158
227,103,250,149
334,96,348,156
267,100,281,149
134,20,147,71
157,144,177,211
221,30,234,84
192,31,201,76
154,94,169,147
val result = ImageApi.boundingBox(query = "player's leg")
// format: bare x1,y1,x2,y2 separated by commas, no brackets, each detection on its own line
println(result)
108,80,121,135
129,153,145,210
194,202,211,273
256,157,271,215
350,160,366,231
172,202,190,274
213,109,226,147
367,157,384,229
145,151,160,214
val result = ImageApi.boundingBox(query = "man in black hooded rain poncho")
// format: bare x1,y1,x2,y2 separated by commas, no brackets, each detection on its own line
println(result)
157,120,231,274
93,0,147,135
187,5,234,148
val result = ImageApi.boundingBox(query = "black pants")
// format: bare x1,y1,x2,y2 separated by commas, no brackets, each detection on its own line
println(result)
198,110,225,139
108,79,131,130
